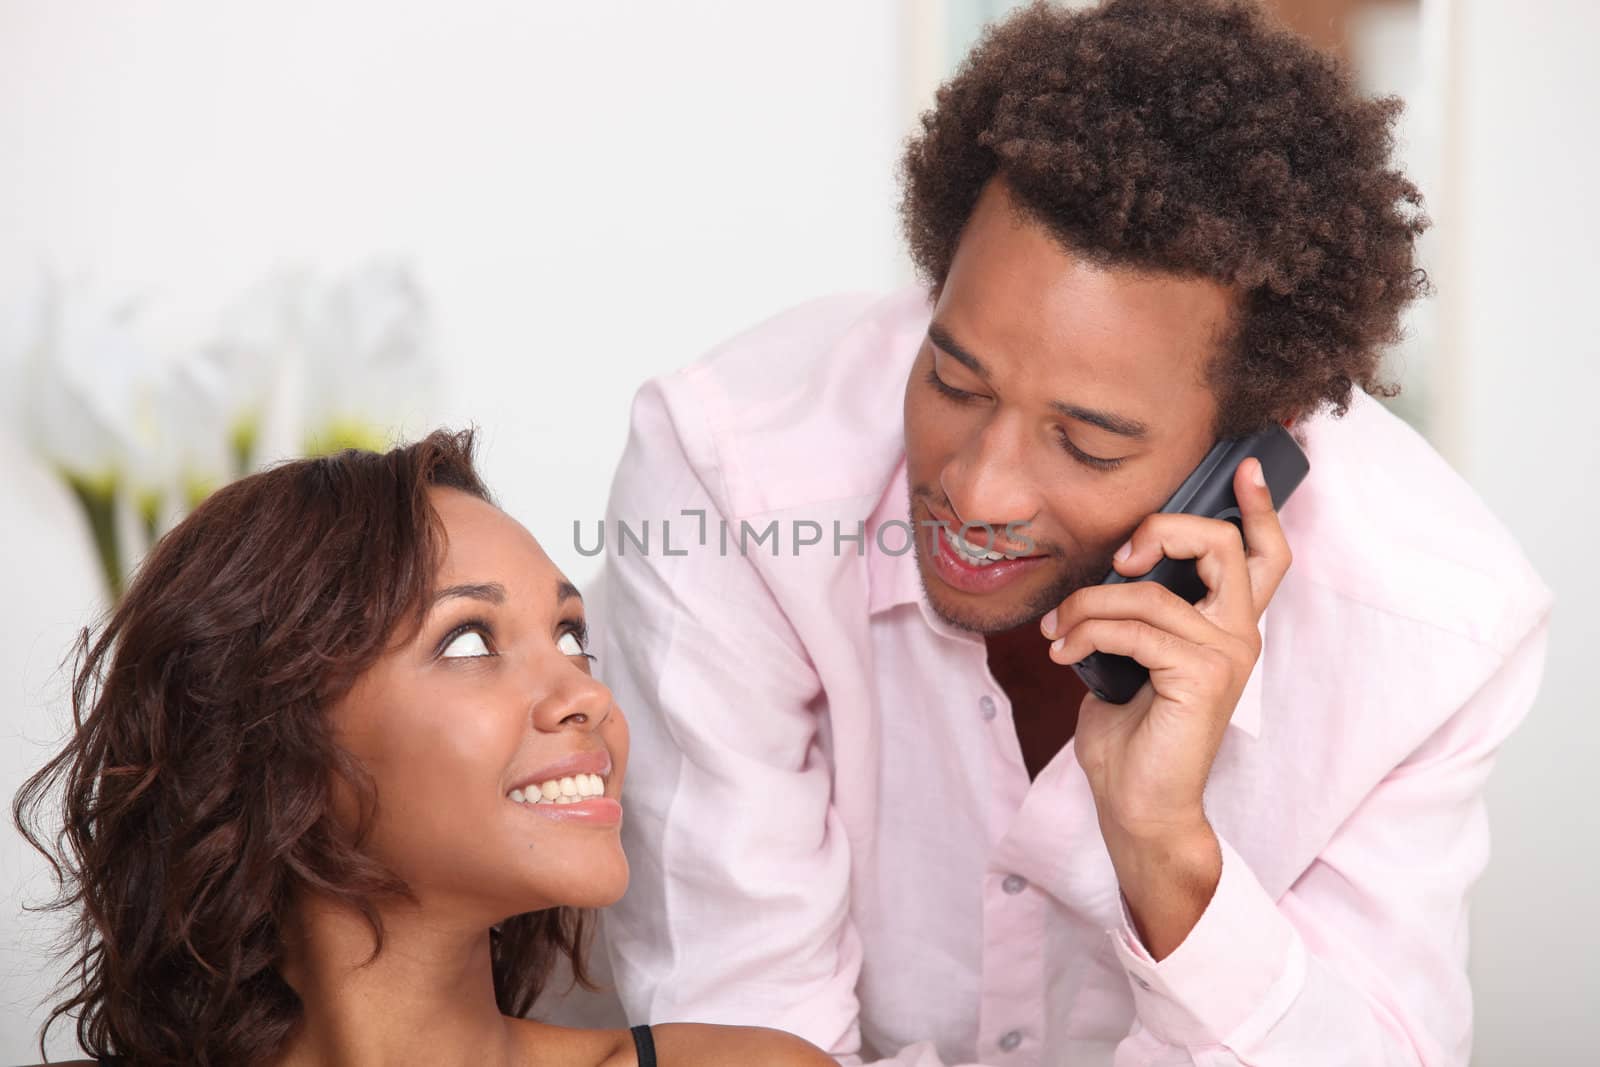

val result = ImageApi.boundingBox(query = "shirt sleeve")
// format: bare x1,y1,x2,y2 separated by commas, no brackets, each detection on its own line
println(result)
595,378,994,1067
1106,612,1553,1066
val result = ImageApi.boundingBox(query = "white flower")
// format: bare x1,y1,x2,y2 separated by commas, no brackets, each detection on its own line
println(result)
196,268,305,479
298,259,435,454
21,271,173,598
162,354,235,508
23,271,163,489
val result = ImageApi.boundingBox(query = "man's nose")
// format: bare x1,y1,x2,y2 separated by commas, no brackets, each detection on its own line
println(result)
941,413,1039,531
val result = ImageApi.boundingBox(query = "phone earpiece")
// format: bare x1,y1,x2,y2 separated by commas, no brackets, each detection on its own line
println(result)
1069,424,1308,704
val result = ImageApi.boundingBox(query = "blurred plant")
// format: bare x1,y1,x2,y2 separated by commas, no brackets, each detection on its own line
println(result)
23,274,168,601
299,260,434,457
201,268,310,480
18,260,433,605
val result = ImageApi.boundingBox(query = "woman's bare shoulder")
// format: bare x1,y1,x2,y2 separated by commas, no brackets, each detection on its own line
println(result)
511,1017,634,1065
637,1023,835,1067
25,1026,835,1067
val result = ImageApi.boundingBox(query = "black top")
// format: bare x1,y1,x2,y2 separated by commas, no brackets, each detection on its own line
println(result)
631,1023,658,1067
99,1026,657,1066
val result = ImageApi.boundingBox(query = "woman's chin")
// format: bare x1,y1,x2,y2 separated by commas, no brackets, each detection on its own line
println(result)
519,853,630,912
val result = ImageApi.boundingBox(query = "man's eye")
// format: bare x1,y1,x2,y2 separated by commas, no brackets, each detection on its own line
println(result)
1055,428,1126,472
925,367,979,403
556,631,585,656
441,629,493,659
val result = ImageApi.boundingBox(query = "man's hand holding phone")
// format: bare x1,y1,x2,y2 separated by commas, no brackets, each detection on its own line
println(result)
1037,456,1294,960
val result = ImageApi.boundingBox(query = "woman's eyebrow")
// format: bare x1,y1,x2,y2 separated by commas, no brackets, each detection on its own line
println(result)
432,582,507,606
556,581,582,606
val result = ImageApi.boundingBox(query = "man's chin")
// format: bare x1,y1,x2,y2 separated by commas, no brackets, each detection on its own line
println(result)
923,590,1038,635
915,558,1059,635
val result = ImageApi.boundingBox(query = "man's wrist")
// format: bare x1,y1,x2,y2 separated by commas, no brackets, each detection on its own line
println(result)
1103,817,1222,962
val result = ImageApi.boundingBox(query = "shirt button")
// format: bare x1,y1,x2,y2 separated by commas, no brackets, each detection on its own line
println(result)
979,695,997,721
998,1029,1023,1052
1002,874,1028,895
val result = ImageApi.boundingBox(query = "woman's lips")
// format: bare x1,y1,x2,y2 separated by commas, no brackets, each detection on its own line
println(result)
926,523,1048,596
513,796,622,826
508,749,612,796
505,746,621,826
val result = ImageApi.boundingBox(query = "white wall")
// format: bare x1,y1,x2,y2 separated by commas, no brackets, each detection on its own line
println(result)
1443,2,1600,1063
0,1,908,1059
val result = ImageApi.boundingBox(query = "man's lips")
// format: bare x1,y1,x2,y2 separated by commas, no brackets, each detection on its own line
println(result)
923,519,1051,596
922,510,1043,559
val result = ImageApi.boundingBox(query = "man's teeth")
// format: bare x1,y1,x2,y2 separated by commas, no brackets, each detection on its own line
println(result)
944,527,1021,565
508,773,606,805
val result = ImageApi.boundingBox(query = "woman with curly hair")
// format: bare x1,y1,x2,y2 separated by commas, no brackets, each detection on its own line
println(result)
14,430,833,1067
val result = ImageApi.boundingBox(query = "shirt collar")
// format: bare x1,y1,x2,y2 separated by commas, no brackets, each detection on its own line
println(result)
866,453,1265,739
866,455,925,615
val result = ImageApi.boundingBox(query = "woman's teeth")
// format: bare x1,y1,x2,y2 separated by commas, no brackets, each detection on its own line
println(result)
944,527,1021,566
508,773,606,805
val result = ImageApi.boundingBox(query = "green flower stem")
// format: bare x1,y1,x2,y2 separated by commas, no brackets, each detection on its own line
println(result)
305,417,388,457
136,488,163,551
183,473,220,512
230,413,260,479
63,471,122,603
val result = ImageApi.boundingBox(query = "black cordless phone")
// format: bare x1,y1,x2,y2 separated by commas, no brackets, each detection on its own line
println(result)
1070,423,1310,705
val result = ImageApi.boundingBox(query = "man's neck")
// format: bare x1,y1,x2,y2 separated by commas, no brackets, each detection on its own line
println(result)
985,622,1088,780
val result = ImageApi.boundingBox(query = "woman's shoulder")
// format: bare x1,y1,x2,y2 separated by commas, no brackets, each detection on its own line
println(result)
29,1025,836,1067
510,1018,634,1065
636,1023,835,1067
510,1017,833,1067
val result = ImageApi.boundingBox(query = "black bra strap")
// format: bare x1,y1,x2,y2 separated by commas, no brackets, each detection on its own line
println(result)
630,1022,657,1067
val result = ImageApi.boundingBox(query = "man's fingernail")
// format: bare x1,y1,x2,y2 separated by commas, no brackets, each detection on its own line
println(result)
1251,460,1266,489
1042,609,1057,636
1051,637,1064,655
1114,540,1132,561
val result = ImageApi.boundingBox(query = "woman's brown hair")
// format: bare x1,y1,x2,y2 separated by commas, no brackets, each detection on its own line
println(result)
13,429,591,1065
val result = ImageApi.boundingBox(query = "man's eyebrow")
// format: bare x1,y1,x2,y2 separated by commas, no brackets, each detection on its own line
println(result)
555,581,582,606
1048,400,1149,440
928,322,988,379
929,320,1150,441
431,582,507,606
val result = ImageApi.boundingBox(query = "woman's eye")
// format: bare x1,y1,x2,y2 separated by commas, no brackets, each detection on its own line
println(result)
441,629,493,659
556,631,586,656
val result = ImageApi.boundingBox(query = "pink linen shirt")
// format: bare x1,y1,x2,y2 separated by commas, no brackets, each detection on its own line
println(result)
588,285,1553,1066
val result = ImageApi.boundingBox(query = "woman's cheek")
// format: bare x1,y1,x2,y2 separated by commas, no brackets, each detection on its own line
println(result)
603,704,630,776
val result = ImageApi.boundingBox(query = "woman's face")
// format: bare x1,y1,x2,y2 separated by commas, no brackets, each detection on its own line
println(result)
330,487,629,920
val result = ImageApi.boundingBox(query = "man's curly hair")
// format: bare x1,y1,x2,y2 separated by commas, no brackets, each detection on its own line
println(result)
899,0,1430,437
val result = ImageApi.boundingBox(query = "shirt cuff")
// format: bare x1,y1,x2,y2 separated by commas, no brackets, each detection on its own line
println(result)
1107,832,1308,1049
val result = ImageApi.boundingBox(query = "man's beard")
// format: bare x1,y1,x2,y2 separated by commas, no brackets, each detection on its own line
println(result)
908,487,1120,635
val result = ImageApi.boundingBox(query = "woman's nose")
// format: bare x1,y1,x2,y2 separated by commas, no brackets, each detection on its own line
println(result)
532,671,615,733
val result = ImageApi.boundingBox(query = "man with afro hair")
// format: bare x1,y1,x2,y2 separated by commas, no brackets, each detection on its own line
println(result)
592,2,1550,1064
